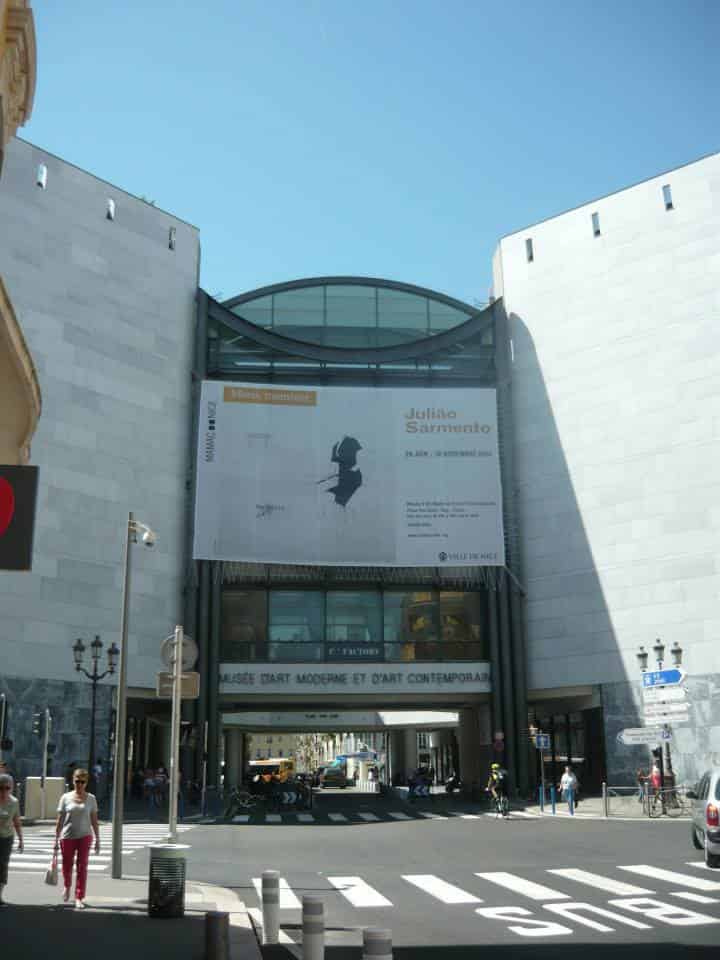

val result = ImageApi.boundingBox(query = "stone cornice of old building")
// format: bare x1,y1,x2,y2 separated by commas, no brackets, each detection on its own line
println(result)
0,275,42,463
0,0,36,164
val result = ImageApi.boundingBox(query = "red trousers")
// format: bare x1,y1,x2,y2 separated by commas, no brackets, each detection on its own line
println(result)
60,835,93,900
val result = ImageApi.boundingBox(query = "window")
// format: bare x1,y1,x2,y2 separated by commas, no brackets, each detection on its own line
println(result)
591,212,601,237
326,592,382,659
525,238,534,262
269,591,324,660
221,590,267,661
662,184,673,210
383,590,439,660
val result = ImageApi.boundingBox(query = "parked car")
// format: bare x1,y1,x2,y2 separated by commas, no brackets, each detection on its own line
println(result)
319,765,349,789
687,768,720,868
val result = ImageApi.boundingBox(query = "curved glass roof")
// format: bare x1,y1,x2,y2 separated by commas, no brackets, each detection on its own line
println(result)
207,277,496,385
223,278,476,349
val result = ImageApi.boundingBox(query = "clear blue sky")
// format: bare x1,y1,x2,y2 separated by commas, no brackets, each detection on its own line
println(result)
27,1,718,305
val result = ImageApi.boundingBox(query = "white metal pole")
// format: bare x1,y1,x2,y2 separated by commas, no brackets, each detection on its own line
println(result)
167,624,183,843
201,720,209,816
112,511,133,879
262,870,280,944
41,708,50,819
302,895,325,960
0,693,6,761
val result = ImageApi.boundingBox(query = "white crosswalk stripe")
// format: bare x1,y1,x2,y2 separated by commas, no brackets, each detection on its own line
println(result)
296,813,315,822
328,813,348,822
356,812,381,822
672,891,720,904
328,875,393,908
418,811,447,820
388,812,412,820
475,871,569,901
252,876,302,909
246,860,720,928
12,825,194,874
547,868,654,896
403,874,482,904
619,864,720,892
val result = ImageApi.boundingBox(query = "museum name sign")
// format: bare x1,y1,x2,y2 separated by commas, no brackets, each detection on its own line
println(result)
219,661,491,695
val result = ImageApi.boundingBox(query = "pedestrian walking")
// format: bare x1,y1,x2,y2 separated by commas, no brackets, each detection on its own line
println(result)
54,768,100,909
0,773,23,905
559,765,578,812
636,767,648,802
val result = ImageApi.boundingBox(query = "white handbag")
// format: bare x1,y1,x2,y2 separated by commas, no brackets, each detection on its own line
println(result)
44,852,58,886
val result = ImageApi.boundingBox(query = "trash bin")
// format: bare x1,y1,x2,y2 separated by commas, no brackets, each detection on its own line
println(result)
148,844,189,918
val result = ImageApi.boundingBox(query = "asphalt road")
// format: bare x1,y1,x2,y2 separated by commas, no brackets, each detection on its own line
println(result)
145,792,719,957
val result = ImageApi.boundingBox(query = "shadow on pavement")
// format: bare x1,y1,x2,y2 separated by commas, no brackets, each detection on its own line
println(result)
2,903,205,959
262,944,715,959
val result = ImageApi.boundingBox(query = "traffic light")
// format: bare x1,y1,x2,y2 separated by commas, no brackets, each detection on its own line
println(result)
32,711,43,737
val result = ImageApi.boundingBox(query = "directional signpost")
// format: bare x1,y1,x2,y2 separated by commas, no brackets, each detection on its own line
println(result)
642,685,687,704
643,701,690,719
617,727,672,746
642,668,685,688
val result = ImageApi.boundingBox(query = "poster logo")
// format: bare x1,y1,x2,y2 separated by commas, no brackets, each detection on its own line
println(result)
0,466,39,571
319,436,363,507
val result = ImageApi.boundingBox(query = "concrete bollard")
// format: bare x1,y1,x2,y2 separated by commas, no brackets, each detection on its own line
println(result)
363,927,393,960
302,895,324,960
262,870,280,944
205,911,229,960
602,781,608,818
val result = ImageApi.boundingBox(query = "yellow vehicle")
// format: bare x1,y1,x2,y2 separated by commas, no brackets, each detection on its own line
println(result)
248,757,295,783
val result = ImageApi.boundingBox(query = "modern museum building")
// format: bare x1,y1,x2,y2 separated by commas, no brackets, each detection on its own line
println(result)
0,135,718,798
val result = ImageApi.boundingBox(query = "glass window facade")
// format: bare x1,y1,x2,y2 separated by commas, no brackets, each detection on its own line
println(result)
221,588,487,663
222,281,486,358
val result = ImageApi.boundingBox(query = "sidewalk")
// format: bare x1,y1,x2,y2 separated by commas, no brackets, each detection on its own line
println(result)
2,870,261,959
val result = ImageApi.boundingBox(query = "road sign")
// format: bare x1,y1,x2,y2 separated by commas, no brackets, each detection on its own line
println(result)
617,727,669,746
642,685,688,704
642,668,685,688
156,671,200,699
535,734,550,750
161,634,198,672
643,701,691,718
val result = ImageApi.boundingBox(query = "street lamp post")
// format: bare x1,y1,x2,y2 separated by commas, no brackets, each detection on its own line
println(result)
72,635,118,792
111,511,157,880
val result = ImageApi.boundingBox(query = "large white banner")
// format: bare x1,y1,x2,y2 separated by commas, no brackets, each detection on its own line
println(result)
193,381,504,566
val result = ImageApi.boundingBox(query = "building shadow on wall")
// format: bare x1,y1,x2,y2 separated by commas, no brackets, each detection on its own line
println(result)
507,311,646,789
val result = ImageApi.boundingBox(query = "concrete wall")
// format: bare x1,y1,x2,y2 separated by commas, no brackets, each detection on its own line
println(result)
0,139,199,707
494,152,720,782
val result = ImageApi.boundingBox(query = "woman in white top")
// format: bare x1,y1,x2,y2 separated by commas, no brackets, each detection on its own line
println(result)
54,767,100,908
0,773,23,905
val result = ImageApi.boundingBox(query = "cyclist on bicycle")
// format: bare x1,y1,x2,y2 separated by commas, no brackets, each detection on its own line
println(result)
486,762,510,817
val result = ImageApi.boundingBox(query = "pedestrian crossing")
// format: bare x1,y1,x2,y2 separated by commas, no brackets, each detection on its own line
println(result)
229,808,536,825
248,861,720,930
12,824,194,875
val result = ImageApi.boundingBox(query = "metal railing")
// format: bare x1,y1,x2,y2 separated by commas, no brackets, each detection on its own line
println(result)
602,782,692,818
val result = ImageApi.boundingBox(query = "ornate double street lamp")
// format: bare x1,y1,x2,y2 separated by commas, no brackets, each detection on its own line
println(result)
72,635,118,791
637,638,684,816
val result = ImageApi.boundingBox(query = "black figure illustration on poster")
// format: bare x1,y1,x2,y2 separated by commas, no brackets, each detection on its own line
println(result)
318,436,363,506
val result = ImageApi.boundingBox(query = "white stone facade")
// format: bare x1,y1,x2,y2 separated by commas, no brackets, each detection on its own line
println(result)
0,138,200,690
494,152,720,779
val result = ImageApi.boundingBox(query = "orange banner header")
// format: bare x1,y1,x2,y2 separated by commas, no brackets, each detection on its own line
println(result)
223,386,317,406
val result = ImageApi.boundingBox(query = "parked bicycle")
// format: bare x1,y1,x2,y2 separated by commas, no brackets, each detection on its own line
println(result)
224,786,258,820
